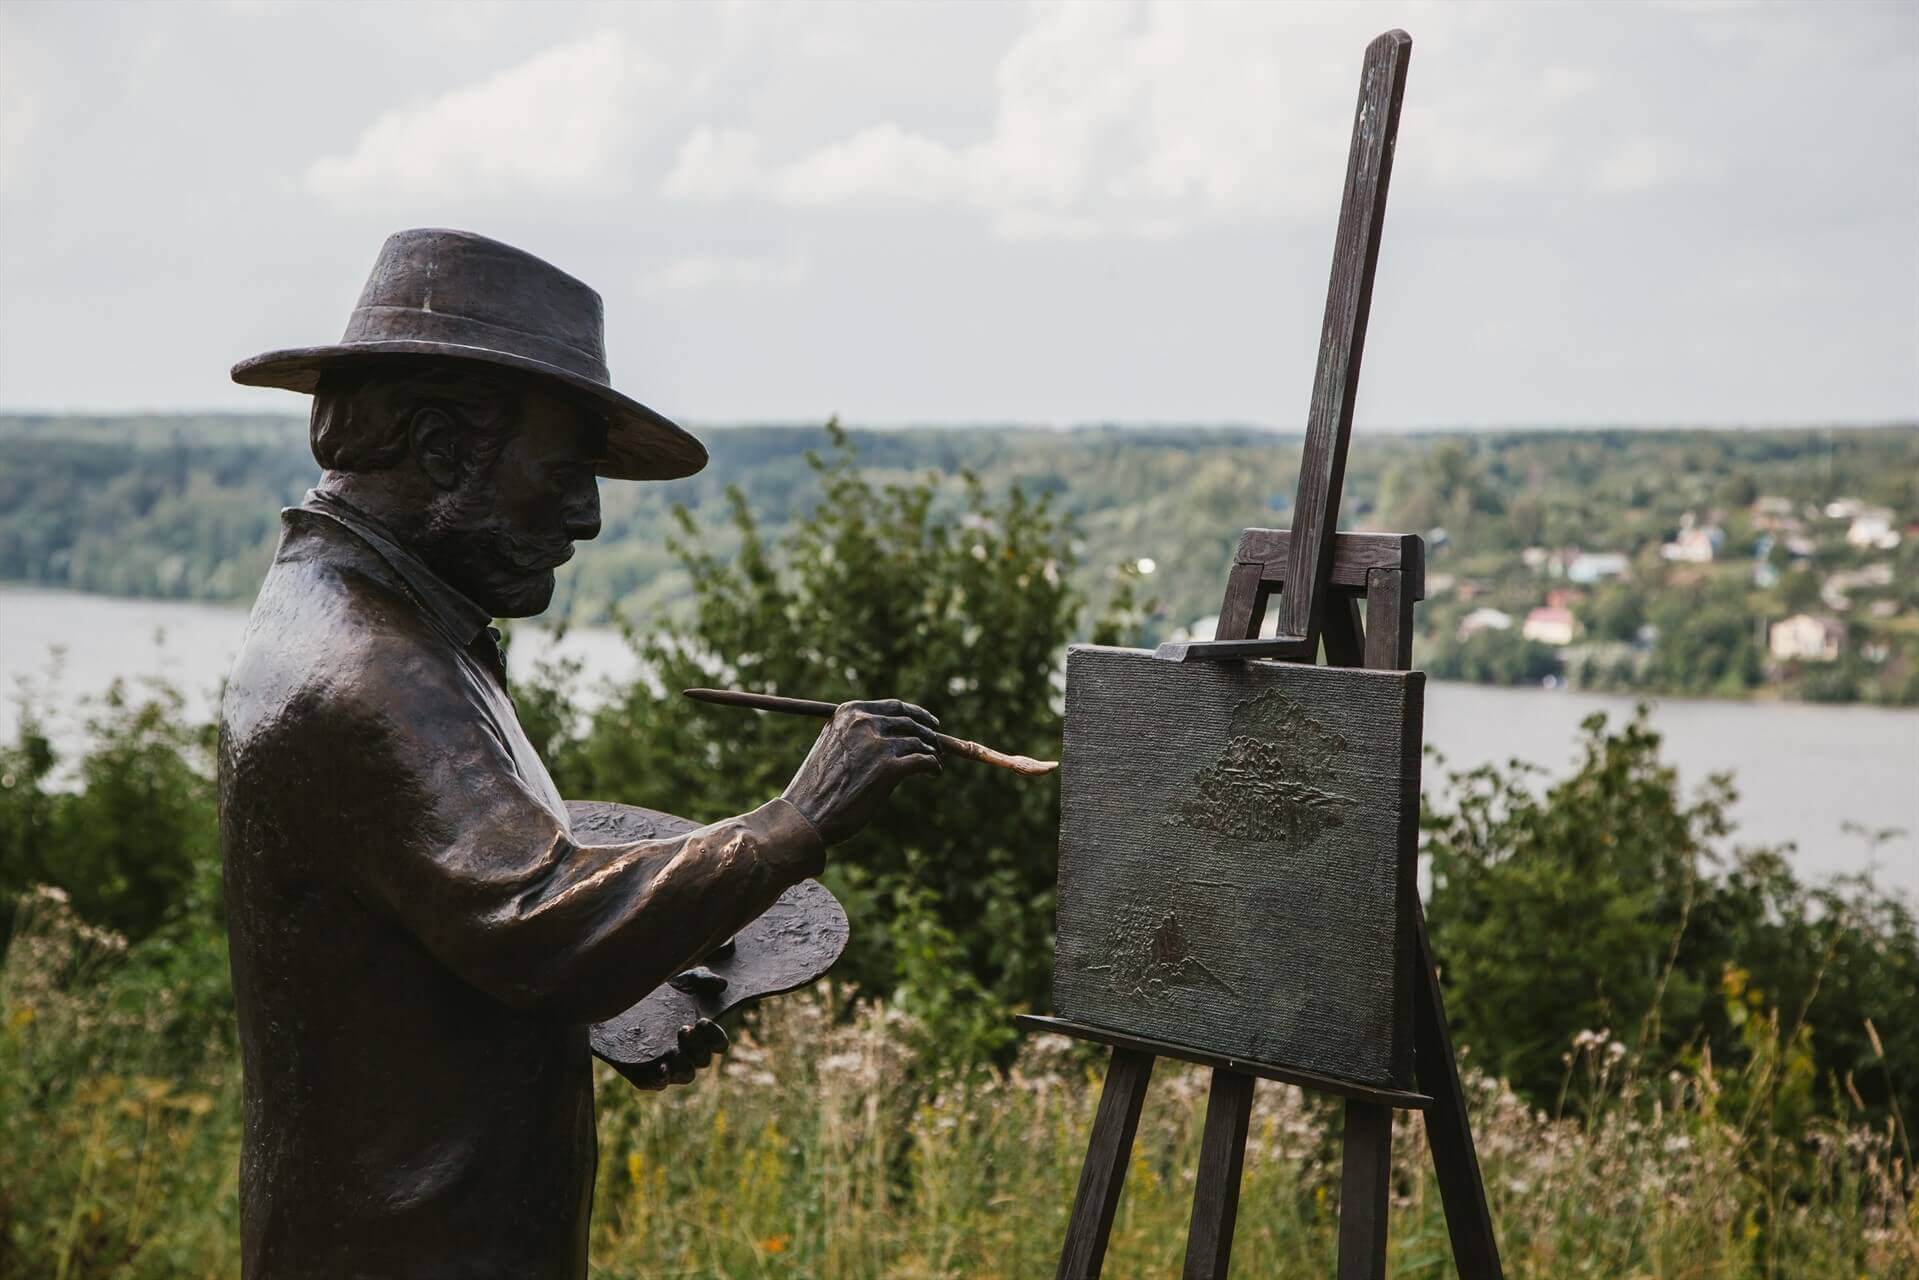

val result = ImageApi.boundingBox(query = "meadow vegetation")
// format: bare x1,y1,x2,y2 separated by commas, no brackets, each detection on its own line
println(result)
2,433,1915,1276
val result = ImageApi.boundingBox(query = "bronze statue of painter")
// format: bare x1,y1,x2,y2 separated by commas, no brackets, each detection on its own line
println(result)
220,229,942,1278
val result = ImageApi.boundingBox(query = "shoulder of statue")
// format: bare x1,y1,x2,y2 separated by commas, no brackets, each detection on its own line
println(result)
236,519,465,724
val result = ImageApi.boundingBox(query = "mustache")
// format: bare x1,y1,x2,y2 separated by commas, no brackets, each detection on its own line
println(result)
491,528,575,573
423,496,575,575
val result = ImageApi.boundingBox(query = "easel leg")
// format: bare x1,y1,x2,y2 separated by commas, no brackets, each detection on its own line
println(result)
1058,1048,1155,1280
1337,1101,1393,1280
1414,906,1504,1278
1181,1069,1255,1280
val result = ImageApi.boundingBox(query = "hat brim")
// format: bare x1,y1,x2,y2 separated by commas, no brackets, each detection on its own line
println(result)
231,341,707,482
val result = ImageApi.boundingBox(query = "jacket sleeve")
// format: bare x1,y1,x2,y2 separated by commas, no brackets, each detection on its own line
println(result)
331,629,824,1023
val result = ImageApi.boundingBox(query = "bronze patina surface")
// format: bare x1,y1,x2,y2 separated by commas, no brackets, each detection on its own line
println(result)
220,230,942,1279
568,800,852,1084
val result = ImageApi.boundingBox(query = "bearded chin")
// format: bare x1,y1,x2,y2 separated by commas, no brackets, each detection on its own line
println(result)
420,488,560,619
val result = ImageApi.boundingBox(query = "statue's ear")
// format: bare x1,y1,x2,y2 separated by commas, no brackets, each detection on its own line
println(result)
409,406,462,490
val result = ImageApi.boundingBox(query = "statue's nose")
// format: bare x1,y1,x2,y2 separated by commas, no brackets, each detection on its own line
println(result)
565,486,602,542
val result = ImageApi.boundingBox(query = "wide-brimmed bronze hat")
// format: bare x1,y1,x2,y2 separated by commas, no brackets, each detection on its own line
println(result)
232,228,707,481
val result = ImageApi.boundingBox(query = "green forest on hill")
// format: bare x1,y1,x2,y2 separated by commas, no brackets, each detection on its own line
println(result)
3,415,1917,702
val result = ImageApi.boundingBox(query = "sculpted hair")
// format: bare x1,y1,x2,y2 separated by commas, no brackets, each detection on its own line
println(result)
309,363,521,474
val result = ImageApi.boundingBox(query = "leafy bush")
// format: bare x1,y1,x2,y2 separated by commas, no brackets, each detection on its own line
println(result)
1,682,216,947
1424,709,1919,1133
521,426,1077,1063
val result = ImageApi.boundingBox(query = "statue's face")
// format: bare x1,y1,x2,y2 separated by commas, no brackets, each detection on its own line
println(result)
424,381,605,619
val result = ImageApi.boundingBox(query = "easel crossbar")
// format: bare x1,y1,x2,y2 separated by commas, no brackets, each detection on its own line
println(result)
1017,1016,1431,1110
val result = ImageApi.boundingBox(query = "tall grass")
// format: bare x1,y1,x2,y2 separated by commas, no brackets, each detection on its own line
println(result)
3,889,1913,1279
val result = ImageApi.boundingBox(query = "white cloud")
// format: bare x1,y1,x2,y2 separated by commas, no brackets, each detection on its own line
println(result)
661,127,766,201
1595,138,1667,194
0,75,38,190
657,3,1728,243
662,2,1329,239
657,2,1609,240
0,8,46,189
304,31,654,208
770,122,978,208
644,253,808,292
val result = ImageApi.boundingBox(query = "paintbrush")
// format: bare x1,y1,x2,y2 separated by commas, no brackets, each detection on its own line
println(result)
681,688,1059,777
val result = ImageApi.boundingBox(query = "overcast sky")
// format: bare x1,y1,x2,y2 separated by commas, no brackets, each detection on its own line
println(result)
2,0,1914,427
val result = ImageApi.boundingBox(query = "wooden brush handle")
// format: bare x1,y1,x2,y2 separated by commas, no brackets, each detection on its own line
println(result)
681,688,1058,776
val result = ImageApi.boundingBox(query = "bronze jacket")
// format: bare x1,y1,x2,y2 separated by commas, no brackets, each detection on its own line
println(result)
218,494,821,1279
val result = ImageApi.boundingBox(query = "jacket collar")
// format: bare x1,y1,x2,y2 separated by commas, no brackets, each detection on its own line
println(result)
298,490,494,647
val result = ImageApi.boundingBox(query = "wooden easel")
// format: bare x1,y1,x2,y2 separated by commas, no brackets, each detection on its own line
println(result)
1016,30,1503,1280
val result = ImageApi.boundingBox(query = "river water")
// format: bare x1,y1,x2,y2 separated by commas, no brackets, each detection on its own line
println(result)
3,585,1914,896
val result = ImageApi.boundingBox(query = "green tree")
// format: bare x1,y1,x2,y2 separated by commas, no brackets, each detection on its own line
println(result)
1645,588,1762,695
523,427,1078,1060
0,712,58,952
1424,710,1715,1103
0,683,215,948
1424,709,1919,1130
1427,627,1559,686
1581,583,1646,644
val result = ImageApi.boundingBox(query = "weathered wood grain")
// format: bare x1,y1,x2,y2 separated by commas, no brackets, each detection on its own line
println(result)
1338,1101,1394,1280
1415,900,1505,1278
1182,1070,1255,1280
1057,1048,1155,1280
1276,29,1413,653
1231,529,1425,600
1054,645,1423,1090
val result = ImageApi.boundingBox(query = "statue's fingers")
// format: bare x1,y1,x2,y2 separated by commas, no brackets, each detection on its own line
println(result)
874,715,942,750
695,1018,730,1055
671,965,728,998
892,745,943,777
895,701,940,731
675,1023,716,1069
849,699,939,729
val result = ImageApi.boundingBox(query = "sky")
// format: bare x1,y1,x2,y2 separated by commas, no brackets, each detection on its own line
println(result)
2,0,1915,428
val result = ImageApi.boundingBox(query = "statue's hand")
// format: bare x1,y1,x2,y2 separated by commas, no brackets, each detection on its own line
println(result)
782,700,943,847
636,1018,729,1090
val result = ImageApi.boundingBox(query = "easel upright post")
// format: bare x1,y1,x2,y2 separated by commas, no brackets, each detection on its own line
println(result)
1280,29,1412,662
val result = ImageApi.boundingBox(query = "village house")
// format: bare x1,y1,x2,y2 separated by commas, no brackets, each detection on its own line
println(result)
1458,607,1513,640
1566,551,1630,584
1822,562,1896,612
1846,507,1901,550
1522,606,1579,647
1524,547,1631,583
1769,613,1845,663
1661,513,1722,564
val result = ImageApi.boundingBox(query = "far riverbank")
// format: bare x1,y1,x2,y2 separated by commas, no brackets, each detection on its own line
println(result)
4,585,1914,895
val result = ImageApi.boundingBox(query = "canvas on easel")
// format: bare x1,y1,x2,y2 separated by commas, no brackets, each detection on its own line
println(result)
1055,649,1423,1090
